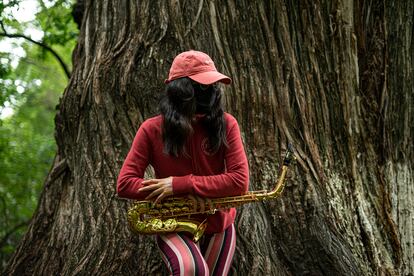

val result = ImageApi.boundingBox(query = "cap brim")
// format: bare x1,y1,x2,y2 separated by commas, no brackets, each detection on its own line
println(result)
188,71,232,85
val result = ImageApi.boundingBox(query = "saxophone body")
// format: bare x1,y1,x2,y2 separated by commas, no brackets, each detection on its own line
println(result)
127,144,295,242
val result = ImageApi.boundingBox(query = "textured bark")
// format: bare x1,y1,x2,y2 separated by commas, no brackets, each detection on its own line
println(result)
4,0,413,275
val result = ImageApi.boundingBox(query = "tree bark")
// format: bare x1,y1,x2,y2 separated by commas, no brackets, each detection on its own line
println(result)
4,0,413,275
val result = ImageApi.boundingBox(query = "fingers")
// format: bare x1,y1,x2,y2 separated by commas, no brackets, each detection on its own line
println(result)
141,183,168,200
146,187,171,205
138,177,173,204
142,177,171,185
141,179,158,185
139,183,162,192
145,186,164,200
154,192,167,205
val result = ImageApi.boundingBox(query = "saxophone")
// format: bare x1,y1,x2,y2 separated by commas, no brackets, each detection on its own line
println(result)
127,144,295,242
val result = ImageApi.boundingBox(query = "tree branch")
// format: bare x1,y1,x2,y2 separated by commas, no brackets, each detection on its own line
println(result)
0,20,72,79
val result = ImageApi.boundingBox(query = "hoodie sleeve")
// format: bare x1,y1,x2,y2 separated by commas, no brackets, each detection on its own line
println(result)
116,123,152,200
172,116,249,198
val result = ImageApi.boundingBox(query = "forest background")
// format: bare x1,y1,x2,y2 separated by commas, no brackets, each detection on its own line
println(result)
0,0,77,269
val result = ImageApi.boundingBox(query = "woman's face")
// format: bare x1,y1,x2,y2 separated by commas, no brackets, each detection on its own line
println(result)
192,82,218,114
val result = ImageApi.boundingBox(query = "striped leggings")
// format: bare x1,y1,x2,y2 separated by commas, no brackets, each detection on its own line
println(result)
155,224,236,276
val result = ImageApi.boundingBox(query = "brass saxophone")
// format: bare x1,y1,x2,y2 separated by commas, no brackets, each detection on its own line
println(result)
127,144,295,242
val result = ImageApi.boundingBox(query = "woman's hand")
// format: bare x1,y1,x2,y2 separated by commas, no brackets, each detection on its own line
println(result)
139,177,173,204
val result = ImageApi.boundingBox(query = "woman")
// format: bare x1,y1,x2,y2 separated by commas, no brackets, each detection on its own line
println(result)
117,50,249,276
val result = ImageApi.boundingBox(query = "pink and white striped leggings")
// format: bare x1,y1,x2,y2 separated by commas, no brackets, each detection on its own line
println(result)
155,224,236,276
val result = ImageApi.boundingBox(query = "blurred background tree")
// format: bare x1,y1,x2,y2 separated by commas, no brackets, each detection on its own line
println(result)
0,0,78,269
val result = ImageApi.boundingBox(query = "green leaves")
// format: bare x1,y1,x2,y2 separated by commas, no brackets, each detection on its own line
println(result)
36,0,78,46
0,59,17,109
0,0,78,269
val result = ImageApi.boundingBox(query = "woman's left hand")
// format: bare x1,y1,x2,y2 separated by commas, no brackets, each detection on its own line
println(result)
139,177,173,204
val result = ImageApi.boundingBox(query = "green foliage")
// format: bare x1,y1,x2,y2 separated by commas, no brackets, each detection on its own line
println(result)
0,0,78,269
37,0,78,46
0,1,25,33
0,59,17,108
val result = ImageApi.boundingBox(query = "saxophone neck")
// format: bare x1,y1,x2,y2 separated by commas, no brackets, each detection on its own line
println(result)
259,144,295,200
264,165,289,199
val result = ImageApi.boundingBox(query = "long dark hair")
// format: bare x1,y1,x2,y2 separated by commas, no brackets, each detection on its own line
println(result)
160,77,227,157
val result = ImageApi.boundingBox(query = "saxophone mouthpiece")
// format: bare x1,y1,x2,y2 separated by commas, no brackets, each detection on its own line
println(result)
283,143,295,166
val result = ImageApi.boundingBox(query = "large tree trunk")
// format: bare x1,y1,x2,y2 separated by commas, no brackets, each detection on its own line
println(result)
4,0,413,275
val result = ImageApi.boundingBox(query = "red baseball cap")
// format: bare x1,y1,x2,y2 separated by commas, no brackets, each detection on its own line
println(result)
165,50,232,85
